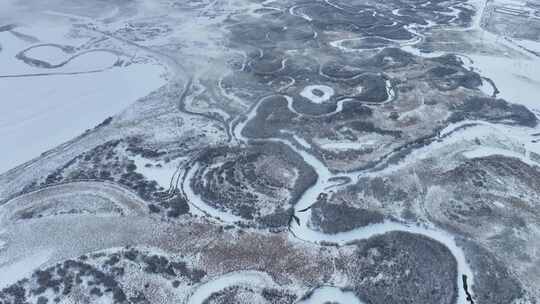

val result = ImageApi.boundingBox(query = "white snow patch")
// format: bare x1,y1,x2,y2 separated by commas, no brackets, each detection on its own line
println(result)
132,155,184,191
0,23,167,173
479,78,496,96
297,286,365,304
187,271,276,304
0,0,19,21
0,249,53,289
319,140,375,151
463,146,539,167
300,85,335,104
0,28,111,76
0,62,165,173
468,54,540,110
24,45,73,66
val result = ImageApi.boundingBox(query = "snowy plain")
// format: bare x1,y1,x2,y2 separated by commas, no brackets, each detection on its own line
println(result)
0,25,166,174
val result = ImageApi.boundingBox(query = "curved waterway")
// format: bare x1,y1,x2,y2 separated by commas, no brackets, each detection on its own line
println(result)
297,286,365,304
186,270,366,304
181,90,476,304
187,271,278,304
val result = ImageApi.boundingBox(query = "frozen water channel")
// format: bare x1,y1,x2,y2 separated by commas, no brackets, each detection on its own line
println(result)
183,91,477,304
297,286,365,304
187,271,278,304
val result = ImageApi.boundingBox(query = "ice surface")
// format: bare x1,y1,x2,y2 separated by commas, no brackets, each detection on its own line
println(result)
0,62,165,173
187,271,277,304
0,23,166,174
299,85,335,104
469,54,540,110
297,286,365,304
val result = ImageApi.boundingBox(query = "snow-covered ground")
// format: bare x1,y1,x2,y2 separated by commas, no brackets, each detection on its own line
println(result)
182,162,245,223
0,65,165,174
0,0,17,21
23,45,73,66
187,271,278,304
0,28,120,75
132,155,185,191
215,97,479,303
468,53,540,110
300,85,335,104
0,181,148,225
0,0,539,301
0,25,166,174
297,286,365,304
0,249,53,289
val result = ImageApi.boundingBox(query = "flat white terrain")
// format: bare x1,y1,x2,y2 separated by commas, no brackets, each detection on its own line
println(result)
0,25,166,174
